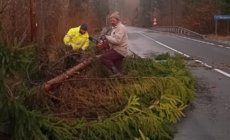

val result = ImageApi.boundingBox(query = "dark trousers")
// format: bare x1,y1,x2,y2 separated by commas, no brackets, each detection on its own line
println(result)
64,53,82,69
100,50,125,72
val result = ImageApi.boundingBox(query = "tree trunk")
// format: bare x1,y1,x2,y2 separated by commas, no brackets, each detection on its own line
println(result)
0,132,10,140
30,0,38,42
44,57,95,91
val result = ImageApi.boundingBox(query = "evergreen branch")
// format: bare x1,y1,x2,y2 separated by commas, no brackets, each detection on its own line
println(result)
0,52,195,139
110,95,140,120
44,91,64,102
6,84,13,98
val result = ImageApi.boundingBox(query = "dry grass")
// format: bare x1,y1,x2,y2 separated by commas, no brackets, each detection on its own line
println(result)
24,52,125,120
0,0,30,46
0,0,102,62
54,79,125,119
28,77,127,120
206,34,230,41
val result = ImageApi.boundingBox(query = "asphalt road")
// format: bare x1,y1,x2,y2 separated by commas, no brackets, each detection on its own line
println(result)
127,26,230,140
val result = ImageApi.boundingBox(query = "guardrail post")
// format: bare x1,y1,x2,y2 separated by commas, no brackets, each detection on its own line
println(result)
150,26,204,39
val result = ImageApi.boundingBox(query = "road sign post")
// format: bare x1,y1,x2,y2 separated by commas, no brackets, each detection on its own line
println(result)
228,20,229,36
214,15,230,36
153,18,157,26
30,0,38,42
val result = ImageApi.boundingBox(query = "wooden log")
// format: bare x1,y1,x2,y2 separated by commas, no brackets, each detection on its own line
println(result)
44,57,95,91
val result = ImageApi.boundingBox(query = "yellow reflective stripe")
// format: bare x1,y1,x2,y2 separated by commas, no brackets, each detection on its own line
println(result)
65,34,72,39
69,41,81,49
70,41,80,46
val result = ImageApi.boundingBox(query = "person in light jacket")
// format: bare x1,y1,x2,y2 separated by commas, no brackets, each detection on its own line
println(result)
100,11,128,77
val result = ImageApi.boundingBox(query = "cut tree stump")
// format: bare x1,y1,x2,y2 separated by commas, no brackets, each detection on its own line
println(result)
44,57,95,91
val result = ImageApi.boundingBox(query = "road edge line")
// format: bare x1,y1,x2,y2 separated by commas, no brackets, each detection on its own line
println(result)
214,69,230,78
134,30,230,78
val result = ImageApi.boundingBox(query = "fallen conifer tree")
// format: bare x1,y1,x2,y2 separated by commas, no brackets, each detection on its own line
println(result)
0,44,196,140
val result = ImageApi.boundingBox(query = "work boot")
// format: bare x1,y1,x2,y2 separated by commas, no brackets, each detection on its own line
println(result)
110,66,122,78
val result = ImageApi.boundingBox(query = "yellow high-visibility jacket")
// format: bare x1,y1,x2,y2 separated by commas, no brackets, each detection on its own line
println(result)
63,26,89,50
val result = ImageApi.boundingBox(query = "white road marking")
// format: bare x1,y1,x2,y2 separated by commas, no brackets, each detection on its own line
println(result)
218,45,224,47
136,32,190,58
194,60,212,68
146,28,230,49
182,37,215,45
194,60,230,78
133,30,230,78
214,69,230,78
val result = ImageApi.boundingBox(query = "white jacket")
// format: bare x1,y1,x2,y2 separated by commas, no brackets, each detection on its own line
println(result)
105,22,128,57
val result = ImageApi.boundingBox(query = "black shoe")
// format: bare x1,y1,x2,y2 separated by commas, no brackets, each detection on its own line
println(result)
110,67,122,78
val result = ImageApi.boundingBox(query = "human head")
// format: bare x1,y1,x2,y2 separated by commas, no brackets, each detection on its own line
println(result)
110,11,120,27
80,23,88,34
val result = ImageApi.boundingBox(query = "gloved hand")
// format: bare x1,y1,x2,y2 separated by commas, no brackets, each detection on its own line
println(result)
78,48,84,54
97,42,103,48
100,35,106,40
65,44,72,50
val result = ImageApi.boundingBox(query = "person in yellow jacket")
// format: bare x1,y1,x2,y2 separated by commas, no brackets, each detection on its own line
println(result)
63,23,89,51
63,23,89,69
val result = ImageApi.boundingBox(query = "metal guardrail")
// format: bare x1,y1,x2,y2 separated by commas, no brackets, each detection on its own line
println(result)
151,26,205,39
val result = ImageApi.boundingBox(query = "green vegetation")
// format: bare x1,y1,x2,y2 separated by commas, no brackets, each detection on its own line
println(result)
0,44,196,139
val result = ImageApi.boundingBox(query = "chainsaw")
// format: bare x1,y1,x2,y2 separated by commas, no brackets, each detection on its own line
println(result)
89,36,110,50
